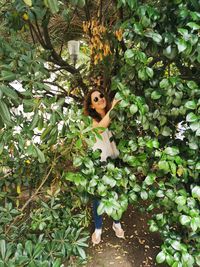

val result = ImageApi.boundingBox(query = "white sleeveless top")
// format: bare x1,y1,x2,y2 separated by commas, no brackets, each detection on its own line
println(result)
92,129,119,162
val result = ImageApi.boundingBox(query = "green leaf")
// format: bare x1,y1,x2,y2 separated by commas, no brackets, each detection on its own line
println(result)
187,22,200,30
30,112,39,130
102,175,116,187
158,116,166,127
145,31,162,43
187,81,198,89
23,0,32,6
164,147,179,156
144,173,156,185
129,104,138,114
192,186,200,201
97,201,105,215
84,159,94,169
186,112,198,122
52,258,62,267
171,240,182,251
149,220,159,232
120,100,129,108
97,183,107,196
0,70,16,81
196,128,200,136
0,240,6,260
124,49,134,59
158,161,169,171
190,121,200,131
138,68,148,81
77,246,86,259
34,146,46,163
76,138,82,149
25,240,33,256
0,100,12,125
1,86,19,103
163,45,177,59
151,91,161,100
196,162,200,170
132,184,141,192
166,254,174,265
47,0,59,13
65,172,76,182
190,217,200,231
73,157,82,167
105,202,113,215
169,161,176,175
129,191,137,202
160,78,169,88
156,251,166,263
0,142,4,155
161,126,172,136
182,252,195,266
156,190,164,197
175,39,187,53
140,190,148,200
77,0,85,8
146,67,154,78
189,140,198,150
175,196,186,206
179,215,191,225
185,100,197,109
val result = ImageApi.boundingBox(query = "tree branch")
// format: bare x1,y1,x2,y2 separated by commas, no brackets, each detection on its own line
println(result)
41,15,88,94
44,81,66,93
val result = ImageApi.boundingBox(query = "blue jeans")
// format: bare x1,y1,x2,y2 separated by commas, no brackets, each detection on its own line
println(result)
92,199,119,229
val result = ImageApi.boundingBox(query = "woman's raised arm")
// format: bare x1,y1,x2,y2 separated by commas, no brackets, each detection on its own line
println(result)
92,98,120,129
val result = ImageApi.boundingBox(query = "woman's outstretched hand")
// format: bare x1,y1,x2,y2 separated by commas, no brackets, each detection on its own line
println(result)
111,98,121,109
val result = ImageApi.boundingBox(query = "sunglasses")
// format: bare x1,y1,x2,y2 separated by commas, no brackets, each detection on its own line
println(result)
93,93,104,103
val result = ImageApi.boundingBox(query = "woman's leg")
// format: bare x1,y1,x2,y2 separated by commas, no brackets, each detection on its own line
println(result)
92,198,103,229
91,199,102,244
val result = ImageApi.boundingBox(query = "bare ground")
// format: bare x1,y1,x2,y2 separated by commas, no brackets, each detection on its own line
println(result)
85,205,168,267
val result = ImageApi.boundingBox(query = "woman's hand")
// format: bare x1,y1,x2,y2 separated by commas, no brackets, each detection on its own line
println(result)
93,98,120,129
111,98,121,109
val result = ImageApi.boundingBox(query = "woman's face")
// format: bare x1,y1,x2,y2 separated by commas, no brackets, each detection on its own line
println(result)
91,91,106,110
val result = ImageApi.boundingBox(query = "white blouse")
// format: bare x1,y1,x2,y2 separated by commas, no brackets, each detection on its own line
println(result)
92,129,119,162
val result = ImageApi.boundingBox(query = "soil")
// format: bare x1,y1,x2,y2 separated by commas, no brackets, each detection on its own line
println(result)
85,205,168,267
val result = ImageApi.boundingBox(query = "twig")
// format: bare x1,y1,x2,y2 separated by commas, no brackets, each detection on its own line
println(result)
0,172,12,179
5,161,55,235
44,81,66,93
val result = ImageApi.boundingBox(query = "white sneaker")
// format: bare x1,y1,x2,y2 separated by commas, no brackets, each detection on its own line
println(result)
91,229,102,245
112,223,125,239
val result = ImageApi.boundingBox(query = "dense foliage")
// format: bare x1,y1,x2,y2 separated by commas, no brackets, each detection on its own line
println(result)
0,0,200,266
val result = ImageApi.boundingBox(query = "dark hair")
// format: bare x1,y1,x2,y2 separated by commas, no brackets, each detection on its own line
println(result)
84,88,111,122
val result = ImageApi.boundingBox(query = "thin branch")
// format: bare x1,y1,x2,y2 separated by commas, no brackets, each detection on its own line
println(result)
28,22,47,48
31,10,47,47
44,66,65,72
99,0,103,24
42,18,88,94
84,0,91,21
28,21,36,44
59,7,77,56
5,161,55,235
44,81,66,93
0,172,12,180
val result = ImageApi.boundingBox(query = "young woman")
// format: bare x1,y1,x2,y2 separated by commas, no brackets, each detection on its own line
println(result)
84,88,125,245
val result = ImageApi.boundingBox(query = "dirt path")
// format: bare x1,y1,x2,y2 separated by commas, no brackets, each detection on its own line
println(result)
85,205,168,267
